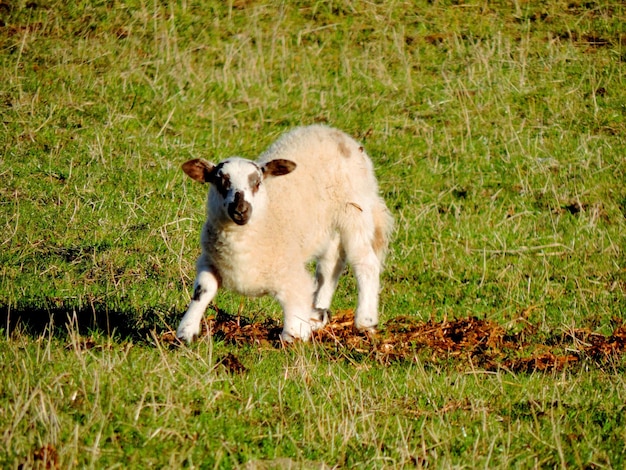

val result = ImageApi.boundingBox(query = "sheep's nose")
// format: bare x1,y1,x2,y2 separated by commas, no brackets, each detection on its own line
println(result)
228,191,252,225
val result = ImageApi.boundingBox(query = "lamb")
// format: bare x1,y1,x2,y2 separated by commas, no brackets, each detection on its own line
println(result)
176,125,393,342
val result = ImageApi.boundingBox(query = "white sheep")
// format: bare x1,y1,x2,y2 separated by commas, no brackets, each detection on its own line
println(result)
176,125,393,342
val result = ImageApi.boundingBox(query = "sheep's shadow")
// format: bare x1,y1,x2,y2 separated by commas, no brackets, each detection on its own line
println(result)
1,303,169,342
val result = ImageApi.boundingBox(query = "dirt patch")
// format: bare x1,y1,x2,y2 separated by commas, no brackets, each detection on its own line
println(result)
162,310,626,373
32,444,59,470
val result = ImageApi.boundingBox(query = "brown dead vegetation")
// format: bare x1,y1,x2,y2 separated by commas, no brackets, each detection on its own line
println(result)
162,310,626,373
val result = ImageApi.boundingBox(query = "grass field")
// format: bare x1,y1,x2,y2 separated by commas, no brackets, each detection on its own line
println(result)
1,0,626,468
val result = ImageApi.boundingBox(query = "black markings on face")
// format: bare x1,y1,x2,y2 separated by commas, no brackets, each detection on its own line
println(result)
209,163,231,198
228,190,252,225
208,161,264,225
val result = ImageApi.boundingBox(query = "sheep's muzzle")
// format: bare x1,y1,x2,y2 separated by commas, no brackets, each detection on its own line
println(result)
228,191,252,225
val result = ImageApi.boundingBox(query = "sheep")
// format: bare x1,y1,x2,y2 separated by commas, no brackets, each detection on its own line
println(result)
176,125,393,342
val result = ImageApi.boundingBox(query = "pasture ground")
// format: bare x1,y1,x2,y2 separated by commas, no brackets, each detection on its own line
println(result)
1,0,626,467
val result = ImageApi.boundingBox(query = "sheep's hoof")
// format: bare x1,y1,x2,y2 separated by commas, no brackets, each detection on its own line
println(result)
354,314,378,333
310,308,330,331
355,324,378,336
278,330,299,343
354,318,378,336
279,328,312,343
279,331,293,343
176,324,200,343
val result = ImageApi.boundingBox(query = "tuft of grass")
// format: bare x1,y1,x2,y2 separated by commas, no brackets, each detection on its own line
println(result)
1,0,626,467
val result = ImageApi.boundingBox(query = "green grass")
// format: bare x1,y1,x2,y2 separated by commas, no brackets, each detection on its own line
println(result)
1,0,626,467
3,331,626,468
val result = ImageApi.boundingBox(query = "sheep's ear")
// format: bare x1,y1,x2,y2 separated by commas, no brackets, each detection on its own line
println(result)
182,159,215,183
262,159,297,178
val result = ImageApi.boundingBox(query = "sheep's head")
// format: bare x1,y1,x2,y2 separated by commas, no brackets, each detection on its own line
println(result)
182,157,296,226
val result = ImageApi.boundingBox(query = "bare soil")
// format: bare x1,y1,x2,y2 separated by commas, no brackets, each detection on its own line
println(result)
162,310,626,373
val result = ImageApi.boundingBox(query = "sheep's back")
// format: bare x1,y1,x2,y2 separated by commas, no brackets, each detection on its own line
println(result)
258,124,379,209
256,125,382,255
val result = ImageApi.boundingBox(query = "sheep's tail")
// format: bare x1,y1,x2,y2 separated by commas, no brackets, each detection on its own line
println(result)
372,200,394,266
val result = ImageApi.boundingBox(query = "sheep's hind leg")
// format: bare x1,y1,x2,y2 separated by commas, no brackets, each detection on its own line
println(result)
176,265,219,342
312,235,346,330
342,220,382,332
310,308,330,332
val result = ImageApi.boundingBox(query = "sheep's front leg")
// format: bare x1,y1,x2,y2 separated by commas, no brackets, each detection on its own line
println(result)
276,271,316,342
176,264,219,342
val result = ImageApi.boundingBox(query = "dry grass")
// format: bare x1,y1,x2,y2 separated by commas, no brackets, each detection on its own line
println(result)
1,0,626,467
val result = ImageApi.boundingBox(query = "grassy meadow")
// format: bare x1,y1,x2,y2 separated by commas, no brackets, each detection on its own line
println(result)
1,0,626,467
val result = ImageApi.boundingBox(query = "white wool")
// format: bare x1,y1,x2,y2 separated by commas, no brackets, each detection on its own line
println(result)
176,125,393,342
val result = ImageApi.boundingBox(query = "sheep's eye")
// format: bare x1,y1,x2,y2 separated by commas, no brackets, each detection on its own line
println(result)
221,177,230,190
212,172,231,197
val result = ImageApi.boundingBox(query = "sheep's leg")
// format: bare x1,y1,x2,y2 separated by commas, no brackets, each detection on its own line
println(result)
176,265,219,342
312,235,345,330
276,271,316,342
352,252,381,331
342,222,382,332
